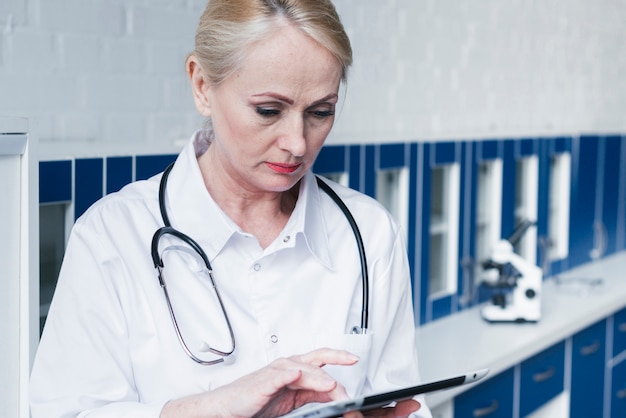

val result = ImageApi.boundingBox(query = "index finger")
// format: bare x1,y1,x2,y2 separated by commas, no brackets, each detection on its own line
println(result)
291,348,360,368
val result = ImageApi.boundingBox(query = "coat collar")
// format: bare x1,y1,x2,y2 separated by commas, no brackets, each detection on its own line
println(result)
164,131,333,269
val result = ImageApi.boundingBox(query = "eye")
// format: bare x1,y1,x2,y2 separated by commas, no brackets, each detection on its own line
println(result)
256,107,281,117
309,109,335,119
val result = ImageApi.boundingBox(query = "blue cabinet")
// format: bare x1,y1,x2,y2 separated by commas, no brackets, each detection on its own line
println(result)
611,358,626,418
611,307,626,418
613,307,626,357
519,341,565,417
454,368,514,418
570,319,607,418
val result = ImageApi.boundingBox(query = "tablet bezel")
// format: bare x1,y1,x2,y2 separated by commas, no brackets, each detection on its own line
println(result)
280,368,489,418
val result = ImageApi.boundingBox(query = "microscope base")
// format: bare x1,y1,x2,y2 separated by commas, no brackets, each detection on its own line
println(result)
481,304,541,323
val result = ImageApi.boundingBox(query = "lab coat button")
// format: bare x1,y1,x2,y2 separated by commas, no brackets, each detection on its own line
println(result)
283,235,291,243
253,263,261,271
270,335,278,343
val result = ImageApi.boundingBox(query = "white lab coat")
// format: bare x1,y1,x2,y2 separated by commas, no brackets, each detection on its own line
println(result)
30,131,432,418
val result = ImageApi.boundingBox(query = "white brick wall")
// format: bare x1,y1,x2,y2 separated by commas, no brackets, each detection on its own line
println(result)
0,0,624,158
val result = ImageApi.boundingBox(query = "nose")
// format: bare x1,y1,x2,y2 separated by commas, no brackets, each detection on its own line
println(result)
277,114,306,158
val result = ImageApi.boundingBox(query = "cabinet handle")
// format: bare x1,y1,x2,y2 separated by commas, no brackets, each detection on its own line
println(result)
618,389,626,400
580,340,601,356
473,400,499,417
618,323,626,333
533,367,555,383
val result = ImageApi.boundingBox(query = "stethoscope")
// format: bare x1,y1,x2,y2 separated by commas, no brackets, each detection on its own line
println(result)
151,162,369,365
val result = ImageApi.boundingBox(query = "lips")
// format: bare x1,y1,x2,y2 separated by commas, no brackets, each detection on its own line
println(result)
265,162,302,174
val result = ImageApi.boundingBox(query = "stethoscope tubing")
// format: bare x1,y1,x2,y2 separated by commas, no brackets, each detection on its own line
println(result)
315,177,369,334
152,162,370,365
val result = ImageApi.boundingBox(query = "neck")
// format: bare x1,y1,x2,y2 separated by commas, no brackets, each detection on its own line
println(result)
197,149,300,249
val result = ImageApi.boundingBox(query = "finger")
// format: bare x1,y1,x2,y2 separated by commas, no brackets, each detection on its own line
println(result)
263,368,304,393
266,358,339,395
356,399,421,418
292,347,360,368
389,399,421,417
284,370,337,394
287,375,350,406
343,411,364,418
265,361,349,404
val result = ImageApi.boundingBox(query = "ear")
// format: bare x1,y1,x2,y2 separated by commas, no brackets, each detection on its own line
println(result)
186,55,212,117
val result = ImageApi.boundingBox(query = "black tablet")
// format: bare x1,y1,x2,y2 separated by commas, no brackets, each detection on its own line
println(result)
280,368,489,418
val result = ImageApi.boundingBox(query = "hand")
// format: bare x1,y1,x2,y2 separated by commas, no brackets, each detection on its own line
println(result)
344,399,421,418
160,348,359,418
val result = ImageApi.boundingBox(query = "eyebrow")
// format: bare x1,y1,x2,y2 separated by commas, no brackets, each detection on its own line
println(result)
251,92,339,106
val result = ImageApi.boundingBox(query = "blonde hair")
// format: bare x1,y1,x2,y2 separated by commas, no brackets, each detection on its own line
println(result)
191,0,352,85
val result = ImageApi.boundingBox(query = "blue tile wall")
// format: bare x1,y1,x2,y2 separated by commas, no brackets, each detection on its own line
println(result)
39,160,72,204
601,136,622,256
477,139,501,161
460,142,476,296
536,139,551,272
458,142,473,311
569,135,599,268
313,145,347,174
106,156,133,194
501,140,517,241
379,143,406,169
418,143,432,324
135,154,177,181
517,138,537,157
74,158,104,219
407,143,422,320
348,145,363,192
39,135,626,325
432,141,458,165
553,136,569,153
617,138,626,252
363,145,376,197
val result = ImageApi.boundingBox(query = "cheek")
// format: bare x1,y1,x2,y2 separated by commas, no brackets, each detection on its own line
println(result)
215,113,259,154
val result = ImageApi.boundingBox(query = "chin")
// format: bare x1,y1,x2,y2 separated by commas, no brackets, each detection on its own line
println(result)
264,174,303,193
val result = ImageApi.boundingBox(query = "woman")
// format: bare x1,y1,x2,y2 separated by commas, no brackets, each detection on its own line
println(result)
30,1,430,417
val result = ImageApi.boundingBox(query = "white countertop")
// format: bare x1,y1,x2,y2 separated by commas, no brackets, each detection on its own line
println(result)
415,250,626,407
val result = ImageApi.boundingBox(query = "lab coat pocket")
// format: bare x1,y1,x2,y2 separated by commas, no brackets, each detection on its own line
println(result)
313,333,373,397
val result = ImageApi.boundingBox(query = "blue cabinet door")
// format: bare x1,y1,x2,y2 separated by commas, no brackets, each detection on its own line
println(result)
570,320,607,418
519,341,565,417
611,358,626,418
454,368,514,418
613,304,626,358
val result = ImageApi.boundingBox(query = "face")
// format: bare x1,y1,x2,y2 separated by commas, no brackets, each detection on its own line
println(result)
190,23,343,196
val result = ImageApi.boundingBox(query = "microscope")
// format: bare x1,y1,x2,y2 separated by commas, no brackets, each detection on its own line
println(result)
480,219,542,323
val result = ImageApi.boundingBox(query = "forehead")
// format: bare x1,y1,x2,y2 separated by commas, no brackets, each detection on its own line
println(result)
227,23,342,100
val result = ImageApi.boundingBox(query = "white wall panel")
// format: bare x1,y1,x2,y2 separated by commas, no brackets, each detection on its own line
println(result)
0,0,624,158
